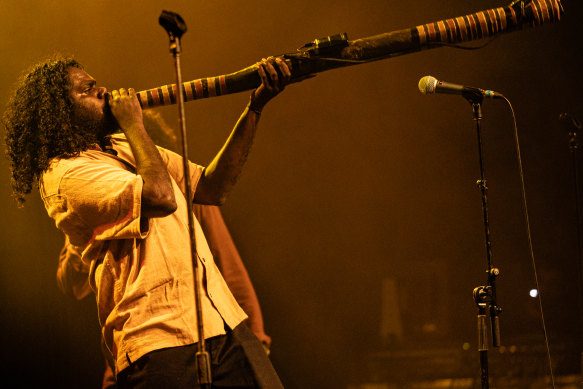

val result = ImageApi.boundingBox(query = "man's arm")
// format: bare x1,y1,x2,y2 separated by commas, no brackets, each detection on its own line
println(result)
194,205,272,348
108,88,177,218
194,58,292,205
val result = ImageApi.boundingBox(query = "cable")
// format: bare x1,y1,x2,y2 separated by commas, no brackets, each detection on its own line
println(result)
503,95,556,388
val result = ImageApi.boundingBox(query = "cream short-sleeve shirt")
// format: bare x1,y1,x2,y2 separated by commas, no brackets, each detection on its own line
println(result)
40,134,247,374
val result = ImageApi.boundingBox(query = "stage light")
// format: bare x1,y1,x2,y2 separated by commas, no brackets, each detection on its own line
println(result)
529,289,538,298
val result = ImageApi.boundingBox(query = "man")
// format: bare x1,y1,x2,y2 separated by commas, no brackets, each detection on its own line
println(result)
58,111,272,389
3,55,293,388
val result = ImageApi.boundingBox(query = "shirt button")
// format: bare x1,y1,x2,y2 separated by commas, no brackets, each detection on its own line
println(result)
208,292,213,299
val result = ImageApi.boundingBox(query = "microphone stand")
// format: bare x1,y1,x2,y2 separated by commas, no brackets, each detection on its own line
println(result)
561,113,583,377
464,93,502,389
159,11,212,388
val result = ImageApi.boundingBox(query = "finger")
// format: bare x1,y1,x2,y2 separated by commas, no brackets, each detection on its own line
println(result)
110,89,120,101
257,61,273,91
128,88,136,98
284,58,293,71
257,62,268,84
119,88,127,97
276,58,292,81
262,58,279,85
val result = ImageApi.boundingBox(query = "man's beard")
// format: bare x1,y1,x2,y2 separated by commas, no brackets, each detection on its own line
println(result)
71,102,118,143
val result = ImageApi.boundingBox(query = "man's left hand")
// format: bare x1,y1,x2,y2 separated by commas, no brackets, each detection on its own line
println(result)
250,57,292,112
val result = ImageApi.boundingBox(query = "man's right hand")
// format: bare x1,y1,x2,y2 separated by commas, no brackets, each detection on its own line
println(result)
107,88,144,132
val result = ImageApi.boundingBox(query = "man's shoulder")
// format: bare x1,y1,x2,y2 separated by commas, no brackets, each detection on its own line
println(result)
40,157,78,198
46,150,106,171
40,150,116,191
44,154,87,178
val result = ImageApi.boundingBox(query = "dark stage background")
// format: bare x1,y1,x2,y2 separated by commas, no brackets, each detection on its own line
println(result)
1,1,582,388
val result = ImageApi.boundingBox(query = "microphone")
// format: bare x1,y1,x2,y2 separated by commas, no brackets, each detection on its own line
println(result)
418,75,504,100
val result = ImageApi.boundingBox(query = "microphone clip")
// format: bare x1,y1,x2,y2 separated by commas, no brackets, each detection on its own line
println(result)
462,88,485,105
159,10,187,53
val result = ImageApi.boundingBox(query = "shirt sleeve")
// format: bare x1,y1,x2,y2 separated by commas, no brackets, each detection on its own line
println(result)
56,235,92,300
157,147,204,202
45,157,148,248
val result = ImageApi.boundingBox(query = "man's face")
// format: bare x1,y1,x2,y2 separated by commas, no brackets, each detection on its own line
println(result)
68,67,116,138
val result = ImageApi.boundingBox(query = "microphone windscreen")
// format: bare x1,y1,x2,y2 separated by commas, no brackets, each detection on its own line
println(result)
418,75,437,94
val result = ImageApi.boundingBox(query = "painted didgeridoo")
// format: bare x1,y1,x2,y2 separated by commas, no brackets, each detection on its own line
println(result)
136,0,563,109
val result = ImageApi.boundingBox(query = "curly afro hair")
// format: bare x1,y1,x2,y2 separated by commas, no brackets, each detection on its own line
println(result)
3,56,100,206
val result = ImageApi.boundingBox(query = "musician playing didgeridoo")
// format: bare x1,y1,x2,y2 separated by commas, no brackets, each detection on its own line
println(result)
3,55,296,388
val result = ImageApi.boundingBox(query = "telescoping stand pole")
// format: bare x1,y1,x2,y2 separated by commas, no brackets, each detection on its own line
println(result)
560,113,583,377
465,93,502,389
159,10,212,388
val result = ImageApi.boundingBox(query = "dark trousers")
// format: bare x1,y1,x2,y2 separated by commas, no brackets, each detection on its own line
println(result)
117,324,284,389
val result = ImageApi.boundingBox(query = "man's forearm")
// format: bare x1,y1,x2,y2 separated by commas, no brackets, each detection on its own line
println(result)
124,122,178,217
193,58,292,205
109,87,177,218
195,105,260,205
